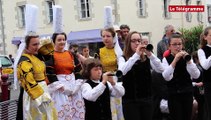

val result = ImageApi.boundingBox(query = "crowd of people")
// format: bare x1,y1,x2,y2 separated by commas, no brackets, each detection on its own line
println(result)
14,24,211,120
12,4,211,120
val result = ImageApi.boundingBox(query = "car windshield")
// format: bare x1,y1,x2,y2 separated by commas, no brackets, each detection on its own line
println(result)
0,56,12,67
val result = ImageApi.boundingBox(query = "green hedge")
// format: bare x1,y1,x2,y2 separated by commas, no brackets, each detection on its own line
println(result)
179,25,203,54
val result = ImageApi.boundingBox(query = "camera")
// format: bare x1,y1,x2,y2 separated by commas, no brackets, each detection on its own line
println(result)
107,70,123,79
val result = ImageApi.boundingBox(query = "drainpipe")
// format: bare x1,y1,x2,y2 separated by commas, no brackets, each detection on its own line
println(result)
181,0,184,29
113,0,118,25
205,0,210,26
0,0,6,55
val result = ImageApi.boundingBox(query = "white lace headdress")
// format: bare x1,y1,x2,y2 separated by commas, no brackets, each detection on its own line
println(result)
103,6,122,59
13,4,39,89
53,5,63,33
52,5,68,50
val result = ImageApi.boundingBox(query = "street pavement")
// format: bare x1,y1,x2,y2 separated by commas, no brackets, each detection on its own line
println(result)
10,83,20,100
0,81,19,120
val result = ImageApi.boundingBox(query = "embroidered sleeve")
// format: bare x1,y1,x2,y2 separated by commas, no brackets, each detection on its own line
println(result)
17,58,44,100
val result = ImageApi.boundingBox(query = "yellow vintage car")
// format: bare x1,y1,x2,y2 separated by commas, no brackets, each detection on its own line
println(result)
2,68,13,74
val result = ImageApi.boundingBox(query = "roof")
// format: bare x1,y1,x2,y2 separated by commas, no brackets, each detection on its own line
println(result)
11,34,52,45
12,29,103,45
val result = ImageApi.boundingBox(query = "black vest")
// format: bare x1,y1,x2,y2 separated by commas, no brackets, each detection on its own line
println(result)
202,46,211,83
84,80,112,120
122,57,152,100
166,54,193,94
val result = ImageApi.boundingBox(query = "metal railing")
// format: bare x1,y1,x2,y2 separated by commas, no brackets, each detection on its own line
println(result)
0,99,18,120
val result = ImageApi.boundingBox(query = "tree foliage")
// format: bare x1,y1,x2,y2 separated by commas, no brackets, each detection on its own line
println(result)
179,25,203,54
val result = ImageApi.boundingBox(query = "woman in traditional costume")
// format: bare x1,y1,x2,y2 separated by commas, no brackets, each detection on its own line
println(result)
42,6,85,120
95,6,124,120
14,4,57,120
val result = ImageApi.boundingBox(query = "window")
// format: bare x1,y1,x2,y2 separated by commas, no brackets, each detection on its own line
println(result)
186,12,192,22
185,0,190,5
140,32,151,43
208,5,211,23
197,0,202,22
185,0,192,22
46,0,54,23
163,0,170,18
18,5,25,27
197,12,202,22
139,0,146,17
80,0,90,19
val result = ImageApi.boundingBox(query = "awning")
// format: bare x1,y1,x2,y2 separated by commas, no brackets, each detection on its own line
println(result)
11,34,52,45
67,29,102,44
11,37,22,45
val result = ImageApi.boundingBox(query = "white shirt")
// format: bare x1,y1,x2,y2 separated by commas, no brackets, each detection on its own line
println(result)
162,57,200,81
81,80,125,102
197,45,211,70
118,53,163,75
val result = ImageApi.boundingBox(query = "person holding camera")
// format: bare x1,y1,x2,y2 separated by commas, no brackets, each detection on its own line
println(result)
162,34,200,120
95,27,124,120
118,31,163,120
81,58,125,120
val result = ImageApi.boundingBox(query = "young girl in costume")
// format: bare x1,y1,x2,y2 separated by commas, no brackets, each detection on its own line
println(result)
162,34,200,120
81,58,125,120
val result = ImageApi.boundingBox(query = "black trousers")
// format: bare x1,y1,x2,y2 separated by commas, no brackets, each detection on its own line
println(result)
168,93,193,120
123,97,153,120
204,83,211,120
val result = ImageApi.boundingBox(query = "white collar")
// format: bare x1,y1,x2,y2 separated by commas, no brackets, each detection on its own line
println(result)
91,79,101,83
206,44,211,48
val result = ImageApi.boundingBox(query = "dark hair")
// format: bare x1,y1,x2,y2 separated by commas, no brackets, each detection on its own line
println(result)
123,31,141,60
25,35,39,49
191,51,198,63
119,24,130,30
69,43,79,50
51,32,67,43
81,45,89,50
82,58,102,79
200,26,211,48
120,24,130,30
169,34,184,45
100,27,116,38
